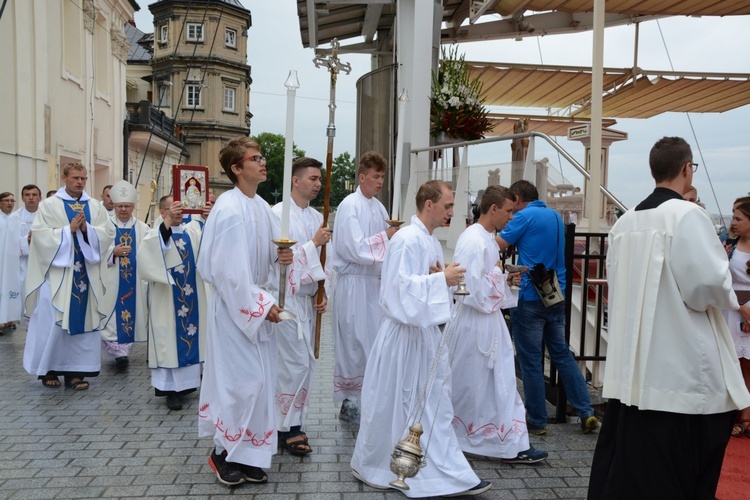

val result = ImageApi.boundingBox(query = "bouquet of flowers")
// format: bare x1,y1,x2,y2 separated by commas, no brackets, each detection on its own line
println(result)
430,46,493,141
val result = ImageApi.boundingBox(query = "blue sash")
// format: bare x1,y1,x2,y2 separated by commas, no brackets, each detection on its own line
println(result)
63,200,91,335
168,232,200,366
114,226,137,343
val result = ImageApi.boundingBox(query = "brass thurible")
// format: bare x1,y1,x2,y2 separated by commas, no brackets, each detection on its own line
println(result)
389,422,426,490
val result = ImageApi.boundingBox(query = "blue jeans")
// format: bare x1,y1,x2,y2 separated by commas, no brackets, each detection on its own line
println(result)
510,299,594,428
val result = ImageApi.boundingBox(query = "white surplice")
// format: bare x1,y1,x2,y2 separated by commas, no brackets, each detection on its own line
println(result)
10,206,35,306
100,216,150,354
331,187,389,401
138,221,206,392
448,223,528,459
351,216,480,498
271,199,326,432
197,187,281,469
606,199,750,413
0,211,22,323
22,189,114,376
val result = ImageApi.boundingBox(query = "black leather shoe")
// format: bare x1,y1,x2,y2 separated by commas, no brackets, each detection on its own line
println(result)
115,356,129,369
166,394,183,411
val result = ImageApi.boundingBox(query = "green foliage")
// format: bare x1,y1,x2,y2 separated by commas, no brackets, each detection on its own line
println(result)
327,151,357,208
251,132,305,204
430,46,493,140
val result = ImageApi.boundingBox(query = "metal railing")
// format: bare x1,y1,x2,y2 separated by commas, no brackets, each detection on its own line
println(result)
411,130,626,212
551,224,609,422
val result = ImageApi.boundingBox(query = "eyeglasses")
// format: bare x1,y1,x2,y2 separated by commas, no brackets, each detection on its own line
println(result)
114,204,134,210
690,162,699,172
235,154,266,166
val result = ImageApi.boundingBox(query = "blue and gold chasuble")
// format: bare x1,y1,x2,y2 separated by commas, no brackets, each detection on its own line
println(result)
114,226,137,343
168,232,201,367
63,200,91,335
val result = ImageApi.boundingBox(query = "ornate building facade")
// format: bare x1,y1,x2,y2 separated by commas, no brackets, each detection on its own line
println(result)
0,0,139,196
148,0,252,190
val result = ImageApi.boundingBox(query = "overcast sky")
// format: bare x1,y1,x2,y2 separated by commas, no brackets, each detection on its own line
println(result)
134,2,750,219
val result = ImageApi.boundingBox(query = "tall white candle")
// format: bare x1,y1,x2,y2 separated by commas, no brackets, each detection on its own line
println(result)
391,89,409,220
281,70,300,240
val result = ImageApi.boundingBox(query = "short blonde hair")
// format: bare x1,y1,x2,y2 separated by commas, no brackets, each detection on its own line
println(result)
62,161,87,176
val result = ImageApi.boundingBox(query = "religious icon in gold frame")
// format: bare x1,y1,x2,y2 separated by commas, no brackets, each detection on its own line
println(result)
172,165,209,214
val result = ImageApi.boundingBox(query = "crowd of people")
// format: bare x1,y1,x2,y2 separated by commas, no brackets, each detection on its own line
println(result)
0,134,748,498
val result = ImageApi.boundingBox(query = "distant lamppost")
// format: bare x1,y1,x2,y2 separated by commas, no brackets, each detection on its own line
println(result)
271,189,280,204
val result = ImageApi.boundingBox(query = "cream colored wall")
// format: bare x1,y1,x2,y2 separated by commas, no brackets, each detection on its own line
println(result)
0,0,135,199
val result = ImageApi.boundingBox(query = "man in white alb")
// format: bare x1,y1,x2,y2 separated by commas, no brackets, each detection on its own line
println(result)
351,180,491,498
138,195,207,411
448,185,547,464
331,151,398,422
271,157,331,456
10,184,41,326
23,162,115,390
197,136,292,487
0,191,21,334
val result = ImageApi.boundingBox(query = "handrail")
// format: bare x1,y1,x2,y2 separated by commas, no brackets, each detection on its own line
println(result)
411,130,627,212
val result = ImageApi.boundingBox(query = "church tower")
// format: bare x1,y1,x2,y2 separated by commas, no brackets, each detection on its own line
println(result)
149,0,252,190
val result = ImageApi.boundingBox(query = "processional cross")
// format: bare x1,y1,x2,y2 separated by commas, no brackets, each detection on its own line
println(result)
312,39,351,359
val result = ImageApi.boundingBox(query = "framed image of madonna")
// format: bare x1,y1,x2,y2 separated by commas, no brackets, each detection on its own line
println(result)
172,165,209,214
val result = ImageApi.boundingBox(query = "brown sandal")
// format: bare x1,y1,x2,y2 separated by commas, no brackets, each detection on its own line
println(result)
283,434,312,456
731,419,750,438
42,375,61,389
65,378,89,390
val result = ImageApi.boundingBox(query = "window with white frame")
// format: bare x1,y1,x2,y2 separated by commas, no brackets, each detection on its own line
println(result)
186,84,202,108
157,83,171,107
186,23,204,42
225,28,237,48
224,87,236,111
159,24,168,44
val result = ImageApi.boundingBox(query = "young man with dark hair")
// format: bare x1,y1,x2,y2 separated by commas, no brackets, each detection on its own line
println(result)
101,185,114,216
12,185,42,298
448,185,548,464
497,179,598,436
330,151,398,423
588,136,750,499
351,180,492,497
271,156,332,456
197,136,292,487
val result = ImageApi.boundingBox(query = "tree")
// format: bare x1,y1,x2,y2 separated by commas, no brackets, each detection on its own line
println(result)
251,132,305,205
318,151,356,208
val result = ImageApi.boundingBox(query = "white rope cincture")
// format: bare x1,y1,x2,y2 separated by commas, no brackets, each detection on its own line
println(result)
399,295,467,467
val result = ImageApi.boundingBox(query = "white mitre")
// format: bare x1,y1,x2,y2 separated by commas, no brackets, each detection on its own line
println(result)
110,180,137,204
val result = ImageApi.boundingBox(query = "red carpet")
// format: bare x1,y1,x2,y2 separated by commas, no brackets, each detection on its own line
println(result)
716,436,750,499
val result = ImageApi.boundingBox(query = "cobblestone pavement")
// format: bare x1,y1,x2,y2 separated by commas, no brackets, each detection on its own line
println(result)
0,310,597,499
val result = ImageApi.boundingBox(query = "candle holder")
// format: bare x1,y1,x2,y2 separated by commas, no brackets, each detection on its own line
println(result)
272,238,297,321
385,219,405,228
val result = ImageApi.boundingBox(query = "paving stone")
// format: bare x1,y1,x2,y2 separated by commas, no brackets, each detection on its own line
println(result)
0,310,600,499
100,485,149,497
